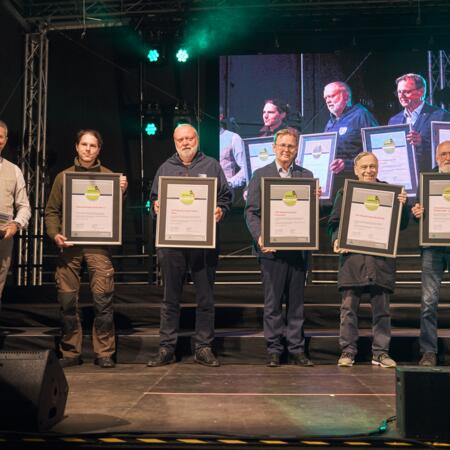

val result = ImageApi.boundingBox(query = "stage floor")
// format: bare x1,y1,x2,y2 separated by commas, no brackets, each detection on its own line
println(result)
52,363,399,438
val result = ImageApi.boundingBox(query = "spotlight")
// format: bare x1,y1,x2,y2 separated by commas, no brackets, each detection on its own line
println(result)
143,103,163,137
147,48,160,63
173,103,194,128
176,48,189,63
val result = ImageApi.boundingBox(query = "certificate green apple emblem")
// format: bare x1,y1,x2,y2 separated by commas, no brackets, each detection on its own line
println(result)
180,190,195,205
443,186,450,201
312,145,322,159
283,190,297,206
259,147,269,161
85,185,100,201
364,195,380,211
382,138,396,154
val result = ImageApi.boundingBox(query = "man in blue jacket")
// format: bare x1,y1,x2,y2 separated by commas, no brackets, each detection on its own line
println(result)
324,81,378,175
388,73,450,172
245,128,315,367
147,124,232,368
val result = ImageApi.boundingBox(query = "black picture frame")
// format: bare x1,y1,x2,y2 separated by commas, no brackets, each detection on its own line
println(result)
337,179,403,258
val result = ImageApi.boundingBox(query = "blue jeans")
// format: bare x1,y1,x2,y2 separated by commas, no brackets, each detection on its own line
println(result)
420,247,450,353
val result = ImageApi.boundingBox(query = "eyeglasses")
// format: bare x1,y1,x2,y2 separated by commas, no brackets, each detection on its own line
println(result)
396,88,418,96
275,143,297,151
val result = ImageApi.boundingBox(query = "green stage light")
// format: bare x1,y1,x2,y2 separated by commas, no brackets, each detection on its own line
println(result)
147,49,160,63
145,122,158,136
176,48,189,63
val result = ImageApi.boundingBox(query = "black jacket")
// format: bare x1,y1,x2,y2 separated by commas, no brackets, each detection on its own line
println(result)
328,182,410,292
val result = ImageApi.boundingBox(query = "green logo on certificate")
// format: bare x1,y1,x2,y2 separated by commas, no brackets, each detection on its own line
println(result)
85,185,100,201
259,148,269,161
443,187,450,201
364,195,380,211
283,190,297,206
312,145,322,159
180,190,195,205
382,138,396,154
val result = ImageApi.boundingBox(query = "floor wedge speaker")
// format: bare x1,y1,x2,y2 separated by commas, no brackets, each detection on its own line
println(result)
0,350,69,431
396,366,450,441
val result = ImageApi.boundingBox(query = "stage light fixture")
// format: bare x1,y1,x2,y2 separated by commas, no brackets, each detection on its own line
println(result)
173,103,194,128
145,122,158,136
143,103,163,137
147,48,160,63
176,48,189,63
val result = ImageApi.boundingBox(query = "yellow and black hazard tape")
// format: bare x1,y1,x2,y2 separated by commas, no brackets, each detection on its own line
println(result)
0,435,450,447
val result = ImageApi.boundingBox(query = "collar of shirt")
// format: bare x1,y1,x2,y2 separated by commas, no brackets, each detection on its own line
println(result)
275,160,293,178
404,101,424,125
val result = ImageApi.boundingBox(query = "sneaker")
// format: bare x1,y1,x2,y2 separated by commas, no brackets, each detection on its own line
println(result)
147,347,176,367
59,357,82,368
289,353,314,367
372,353,396,368
194,347,220,367
419,352,437,367
95,356,115,368
267,353,281,368
338,352,355,367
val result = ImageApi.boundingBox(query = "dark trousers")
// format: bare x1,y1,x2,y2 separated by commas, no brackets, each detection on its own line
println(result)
339,286,391,357
260,257,306,355
157,248,217,351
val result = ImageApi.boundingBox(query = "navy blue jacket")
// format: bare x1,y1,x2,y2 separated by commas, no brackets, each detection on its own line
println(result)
245,161,313,265
325,104,378,170
151,151,232,219
388,102,450,172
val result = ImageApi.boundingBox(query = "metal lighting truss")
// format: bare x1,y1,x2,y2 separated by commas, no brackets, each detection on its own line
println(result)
428,50,450,108
17,31,49,286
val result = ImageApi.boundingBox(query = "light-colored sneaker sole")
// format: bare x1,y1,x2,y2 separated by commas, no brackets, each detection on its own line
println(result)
371,360,396,368
338,360,354,367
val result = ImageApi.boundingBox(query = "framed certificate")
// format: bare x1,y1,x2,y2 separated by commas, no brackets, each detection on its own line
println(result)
337,179,403,258
420,172,450,246
63,172,122,245
243,136,276,182
361,124,418,197
431,121,450,167
296,132,337,200
261,177,319,250
156,176,217,249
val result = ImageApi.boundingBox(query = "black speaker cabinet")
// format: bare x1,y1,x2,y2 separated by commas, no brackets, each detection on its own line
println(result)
0,350,69,431
396,366,450,441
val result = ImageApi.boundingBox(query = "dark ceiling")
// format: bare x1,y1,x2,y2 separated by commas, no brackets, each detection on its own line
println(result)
5,1,450,52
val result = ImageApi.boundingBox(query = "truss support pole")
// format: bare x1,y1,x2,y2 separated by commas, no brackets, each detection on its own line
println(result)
17,31,48,286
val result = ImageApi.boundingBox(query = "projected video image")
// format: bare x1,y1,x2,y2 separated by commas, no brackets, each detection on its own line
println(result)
219,52,450,199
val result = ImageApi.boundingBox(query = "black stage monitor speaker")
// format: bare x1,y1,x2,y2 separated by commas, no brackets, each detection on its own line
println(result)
0,350,69,431
396,366,450,441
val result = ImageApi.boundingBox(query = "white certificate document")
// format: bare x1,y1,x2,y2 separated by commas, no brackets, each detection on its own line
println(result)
428,180,450,239
300,141,332,191
248,142,276,174
370,131,413,190
71,179,113,237
346,188,394,249
165,184,208,241
269,184,310,243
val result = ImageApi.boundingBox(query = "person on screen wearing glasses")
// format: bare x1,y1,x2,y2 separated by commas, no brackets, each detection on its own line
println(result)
45,129,128,369
147,124,232,368
245,128,320,367
388,73,450,172
328,152,409,368
411,140,450,367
